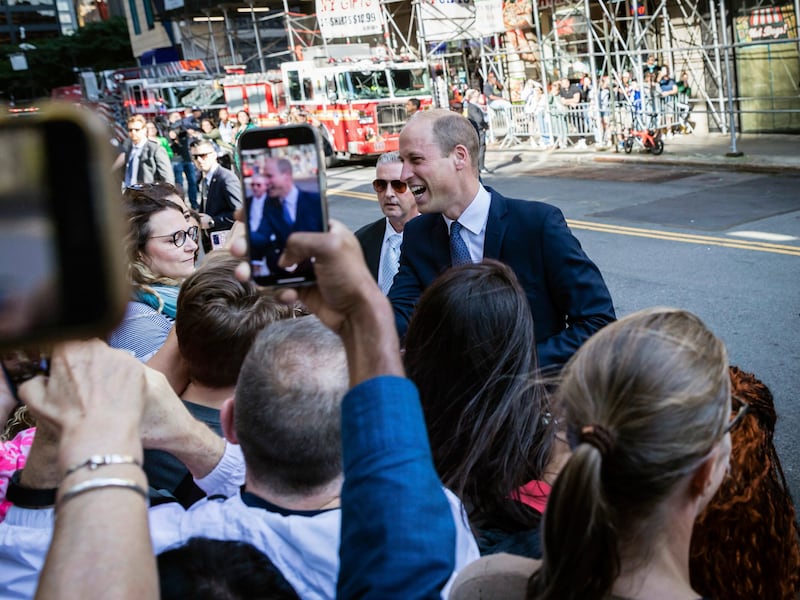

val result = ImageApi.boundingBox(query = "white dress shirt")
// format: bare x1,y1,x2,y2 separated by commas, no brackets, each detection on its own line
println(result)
443,184,492,263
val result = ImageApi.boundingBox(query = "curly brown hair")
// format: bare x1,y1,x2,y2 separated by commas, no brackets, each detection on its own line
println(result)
690,366,800,599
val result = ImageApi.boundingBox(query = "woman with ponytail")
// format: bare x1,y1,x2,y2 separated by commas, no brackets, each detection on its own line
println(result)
451,308,735,600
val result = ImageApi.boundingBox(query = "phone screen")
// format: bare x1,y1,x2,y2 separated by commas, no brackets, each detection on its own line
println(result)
239,124,327,286
0,126,60,340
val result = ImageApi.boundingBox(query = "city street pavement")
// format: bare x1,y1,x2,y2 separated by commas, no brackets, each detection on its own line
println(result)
487,132,800,175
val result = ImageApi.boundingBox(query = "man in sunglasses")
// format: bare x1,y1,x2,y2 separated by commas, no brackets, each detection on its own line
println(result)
117,115,175,188
355,152,420,294
391,109,616,370
190,139,242,248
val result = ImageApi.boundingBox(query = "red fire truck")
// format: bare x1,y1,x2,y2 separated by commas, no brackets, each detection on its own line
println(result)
116,60,226,118
220,68,286,126
279,47,433,160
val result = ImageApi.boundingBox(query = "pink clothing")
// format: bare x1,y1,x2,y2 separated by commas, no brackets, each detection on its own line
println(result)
513,479,551,514
0,427,35,522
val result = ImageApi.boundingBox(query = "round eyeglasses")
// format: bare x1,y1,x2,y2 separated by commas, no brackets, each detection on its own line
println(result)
149,225,199,248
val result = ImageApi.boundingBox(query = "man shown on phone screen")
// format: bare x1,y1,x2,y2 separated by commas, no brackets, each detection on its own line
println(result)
248,157,322,274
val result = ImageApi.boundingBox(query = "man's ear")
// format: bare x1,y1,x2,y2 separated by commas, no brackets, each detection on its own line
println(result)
453,144,470,170
220,396,238,444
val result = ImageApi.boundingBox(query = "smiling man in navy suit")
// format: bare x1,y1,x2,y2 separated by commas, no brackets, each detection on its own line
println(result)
250,157,323,275
390,109,615,370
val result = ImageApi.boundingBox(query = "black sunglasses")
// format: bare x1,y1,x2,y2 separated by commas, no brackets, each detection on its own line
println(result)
192,152,214,160
372,179,408,194
149,225,199,248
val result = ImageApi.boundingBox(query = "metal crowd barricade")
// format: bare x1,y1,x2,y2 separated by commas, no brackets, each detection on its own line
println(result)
490,102,598,147
489,96,696,148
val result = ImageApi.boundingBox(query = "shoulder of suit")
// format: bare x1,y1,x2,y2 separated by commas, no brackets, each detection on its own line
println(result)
487,190,561,227
404,212,442,236
355,217,385,239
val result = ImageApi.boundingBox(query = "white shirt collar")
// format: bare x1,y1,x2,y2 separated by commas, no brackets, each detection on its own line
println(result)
283,185,299,222
204,164,219,184
443,184,491,236
382,218,404,241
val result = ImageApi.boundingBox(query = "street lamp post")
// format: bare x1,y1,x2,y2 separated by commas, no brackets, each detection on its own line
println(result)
17,27,37,102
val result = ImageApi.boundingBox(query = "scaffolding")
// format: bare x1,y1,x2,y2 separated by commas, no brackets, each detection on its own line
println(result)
168,0,800,134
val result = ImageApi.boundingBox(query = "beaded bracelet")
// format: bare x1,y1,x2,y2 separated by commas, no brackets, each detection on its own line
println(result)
64,454,142,477
58,477,148,509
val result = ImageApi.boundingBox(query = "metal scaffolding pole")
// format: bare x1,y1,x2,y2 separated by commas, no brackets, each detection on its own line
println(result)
248,3,266,73
718,0,742,155
222,8,236,65
205,11,220,73
708,0,727,133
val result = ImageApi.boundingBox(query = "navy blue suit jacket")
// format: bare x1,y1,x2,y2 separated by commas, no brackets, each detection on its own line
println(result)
388,188,615,369
250,188,323,273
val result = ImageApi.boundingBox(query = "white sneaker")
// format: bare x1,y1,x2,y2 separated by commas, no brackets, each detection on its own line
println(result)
576,139,587,148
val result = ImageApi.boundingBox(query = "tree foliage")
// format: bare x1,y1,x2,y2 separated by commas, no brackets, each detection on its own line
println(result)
1,17,136,103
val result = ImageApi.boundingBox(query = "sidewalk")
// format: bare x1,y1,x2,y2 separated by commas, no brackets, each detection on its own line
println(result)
488,132,800,175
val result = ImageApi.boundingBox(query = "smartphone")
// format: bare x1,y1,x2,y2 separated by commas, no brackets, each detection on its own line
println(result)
238,124,328,286
0,103,128,350
210,230,227,250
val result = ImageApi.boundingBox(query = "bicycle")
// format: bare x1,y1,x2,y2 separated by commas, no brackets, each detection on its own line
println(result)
622,126,664,155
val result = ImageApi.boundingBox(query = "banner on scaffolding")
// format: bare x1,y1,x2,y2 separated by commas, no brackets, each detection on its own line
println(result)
316,0,383,40
735,4,797,43
419,0,505,42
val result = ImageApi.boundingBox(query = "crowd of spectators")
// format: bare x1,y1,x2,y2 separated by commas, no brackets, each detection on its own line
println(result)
461,58,695,151
0,106,798,600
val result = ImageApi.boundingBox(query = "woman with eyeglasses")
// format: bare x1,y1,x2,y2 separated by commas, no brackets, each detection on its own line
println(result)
108,183,198,361
451,308,736,600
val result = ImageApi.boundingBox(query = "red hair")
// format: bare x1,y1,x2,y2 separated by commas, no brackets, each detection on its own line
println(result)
690,366,800,599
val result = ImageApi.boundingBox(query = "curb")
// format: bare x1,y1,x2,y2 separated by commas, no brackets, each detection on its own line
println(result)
485,146,800,175
593,153,800,175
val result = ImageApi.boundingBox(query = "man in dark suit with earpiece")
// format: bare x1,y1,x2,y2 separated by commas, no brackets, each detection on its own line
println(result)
355,151,419,294
191,139,242,237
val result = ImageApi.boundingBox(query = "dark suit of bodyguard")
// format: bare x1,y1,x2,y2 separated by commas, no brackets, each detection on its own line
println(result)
390,110,615,370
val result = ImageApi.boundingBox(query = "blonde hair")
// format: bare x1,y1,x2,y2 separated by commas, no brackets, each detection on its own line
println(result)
122,183,189,310
529,308,730,600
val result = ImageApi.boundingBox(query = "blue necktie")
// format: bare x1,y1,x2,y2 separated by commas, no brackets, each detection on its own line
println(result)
124,148,138,187
282,200,294,228
450,221,471,266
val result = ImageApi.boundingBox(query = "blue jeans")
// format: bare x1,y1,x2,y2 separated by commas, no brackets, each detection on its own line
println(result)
172,160,198,209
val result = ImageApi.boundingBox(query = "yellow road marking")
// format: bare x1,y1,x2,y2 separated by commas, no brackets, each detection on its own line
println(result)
327,189,800,257
568,220,800,256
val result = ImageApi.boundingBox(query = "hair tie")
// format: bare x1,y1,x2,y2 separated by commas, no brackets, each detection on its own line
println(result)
580,424,616,457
